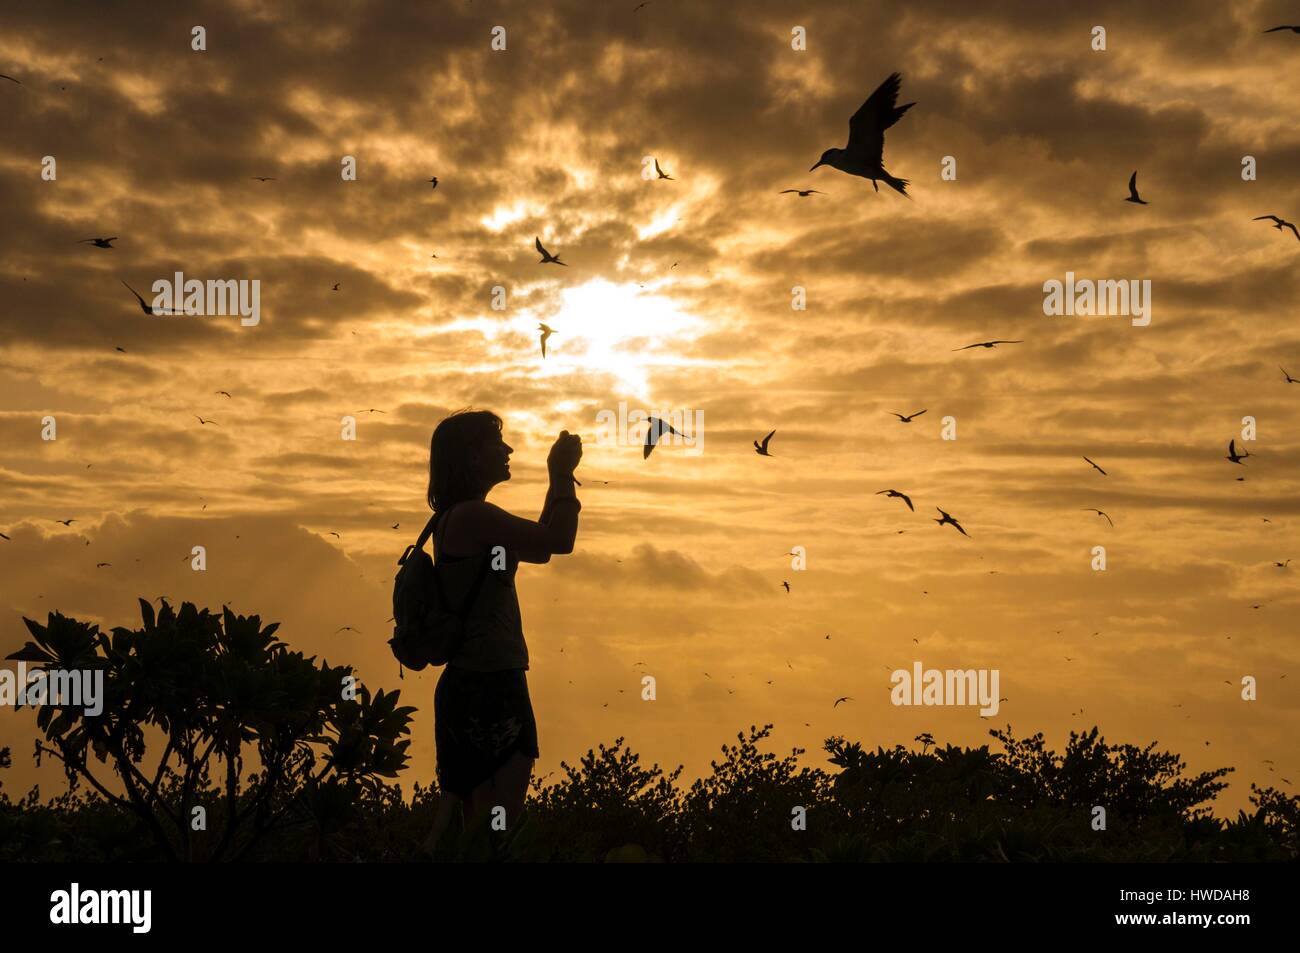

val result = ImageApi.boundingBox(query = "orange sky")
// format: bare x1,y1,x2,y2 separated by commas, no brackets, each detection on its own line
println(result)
1,0,1297,815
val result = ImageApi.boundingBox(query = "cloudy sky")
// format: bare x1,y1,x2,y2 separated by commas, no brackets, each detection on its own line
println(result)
1,0,1297,814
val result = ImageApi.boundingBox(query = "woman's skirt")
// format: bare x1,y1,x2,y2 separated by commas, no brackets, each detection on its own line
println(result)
434,665,539,798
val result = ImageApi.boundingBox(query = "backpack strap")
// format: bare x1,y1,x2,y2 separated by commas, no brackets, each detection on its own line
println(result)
431,503,493,620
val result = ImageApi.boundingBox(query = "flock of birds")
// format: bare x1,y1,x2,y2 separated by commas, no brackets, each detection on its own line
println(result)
2,18,1296,766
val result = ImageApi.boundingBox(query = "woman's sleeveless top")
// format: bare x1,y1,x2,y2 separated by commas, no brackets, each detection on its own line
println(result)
434,504,529,671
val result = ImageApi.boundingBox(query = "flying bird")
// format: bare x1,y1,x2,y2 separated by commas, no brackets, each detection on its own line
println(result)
833,696,852,708
249,176,276,182
196,416,217,426
1283,367,1299,384
754,430,776,456
779,189,824,197
538,323,556,358
78,237,117,248
357,408,386,414
781,581,790,592
535,237,567,266
1253,215,1300,241
1124,171,1148,205
1081,508,1114,527
95,562,110,568
335,626,362,634
0,532,8,540
810,72,914,196
115,346,126,353
427,177,439,189
0,74,21,85
890,409,927,423
332,283,340,291
121,280,183,315
933,507,969,537
215,390,231,398
875,489,914,511
954,340,1023,351
1083,456,1107,476
643,417,682,459
54,519,76,526
1226,439,1249,465
1264,25,1300,33
1275,559,1291,568
653,158,673,180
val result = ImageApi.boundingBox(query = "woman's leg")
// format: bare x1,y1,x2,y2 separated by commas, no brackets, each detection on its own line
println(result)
424,788,462,855
464,750,535,831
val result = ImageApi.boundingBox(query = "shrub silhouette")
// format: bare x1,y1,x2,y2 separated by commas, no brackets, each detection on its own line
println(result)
3,600,1296,862
5,599,414,861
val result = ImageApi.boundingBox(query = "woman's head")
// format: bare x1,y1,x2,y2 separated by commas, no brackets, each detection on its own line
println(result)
427,409,512,511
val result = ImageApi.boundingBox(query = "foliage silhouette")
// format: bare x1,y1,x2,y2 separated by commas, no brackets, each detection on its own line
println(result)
3,601,1297,862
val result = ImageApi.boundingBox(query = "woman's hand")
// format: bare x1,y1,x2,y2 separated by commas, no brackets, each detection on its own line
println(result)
547,430,583,481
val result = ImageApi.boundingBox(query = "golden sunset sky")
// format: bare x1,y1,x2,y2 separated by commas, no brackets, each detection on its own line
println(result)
1,0,1297,814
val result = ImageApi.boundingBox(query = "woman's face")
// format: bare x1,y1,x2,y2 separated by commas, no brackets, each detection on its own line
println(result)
475,431,514,491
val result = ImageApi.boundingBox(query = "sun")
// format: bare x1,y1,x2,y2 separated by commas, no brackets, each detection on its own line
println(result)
531,279,700,397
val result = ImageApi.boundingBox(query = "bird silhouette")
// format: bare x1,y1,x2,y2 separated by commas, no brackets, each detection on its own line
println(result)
357,408,386,414
1226,439,1250,465
196,416,217,426
876,489,914,511
95,562,110,568
332,283,340,291
114,346,126,353
215,390,232,398
779,188,824,197
1264,25,1300,33
643,417,682,459
890,409,927,423
335,626,362,634
427,177,439,189
653,158,673,180
1124,171,1148,205
1083,456,1107,476
538,323,556,358
54,519,76,526
121,280,183,315
0,532,9,541
954,339,1023,351
250,176,276,182
1081,508,1114,527
1275,559,1291,568
833,696,852,707
934,507,969,537
1253,215,1300,240
754,430,776,456
535,237,567,265
0,74,21,85
781,581,790,592
78,237,117,248
1283,367,1299,384
810,72,913,196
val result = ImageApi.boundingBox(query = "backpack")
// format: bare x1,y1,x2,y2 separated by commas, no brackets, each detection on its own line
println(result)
388,506,491,677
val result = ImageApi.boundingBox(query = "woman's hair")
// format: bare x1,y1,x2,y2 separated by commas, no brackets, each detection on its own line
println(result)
427,409,504,512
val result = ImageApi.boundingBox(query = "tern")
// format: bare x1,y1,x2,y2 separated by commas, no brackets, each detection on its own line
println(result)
1253,215,1300,241
810,72,914,196
1283,367,1299,384
954,339,1023,351
875,489,914,511
250,176,276,182
653,158,673,180
78,237,117,248
890,409,926,423
538,323,555,358
427,177,439,189
1226,439,1249,464
779,189,824,197
934,507,969,537
833,696,852,708
754,430,776,456
1264,25,1300,33
1081,508,1114,527
1124,171,1148,205
782,581,790,592
1083,456,1107,476
121,280,184,315
643,417,682,459
535,237,567,265
196,416,217,426
0,74,21,85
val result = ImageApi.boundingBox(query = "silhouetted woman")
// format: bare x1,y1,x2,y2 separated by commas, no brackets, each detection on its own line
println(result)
423,410,581,852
